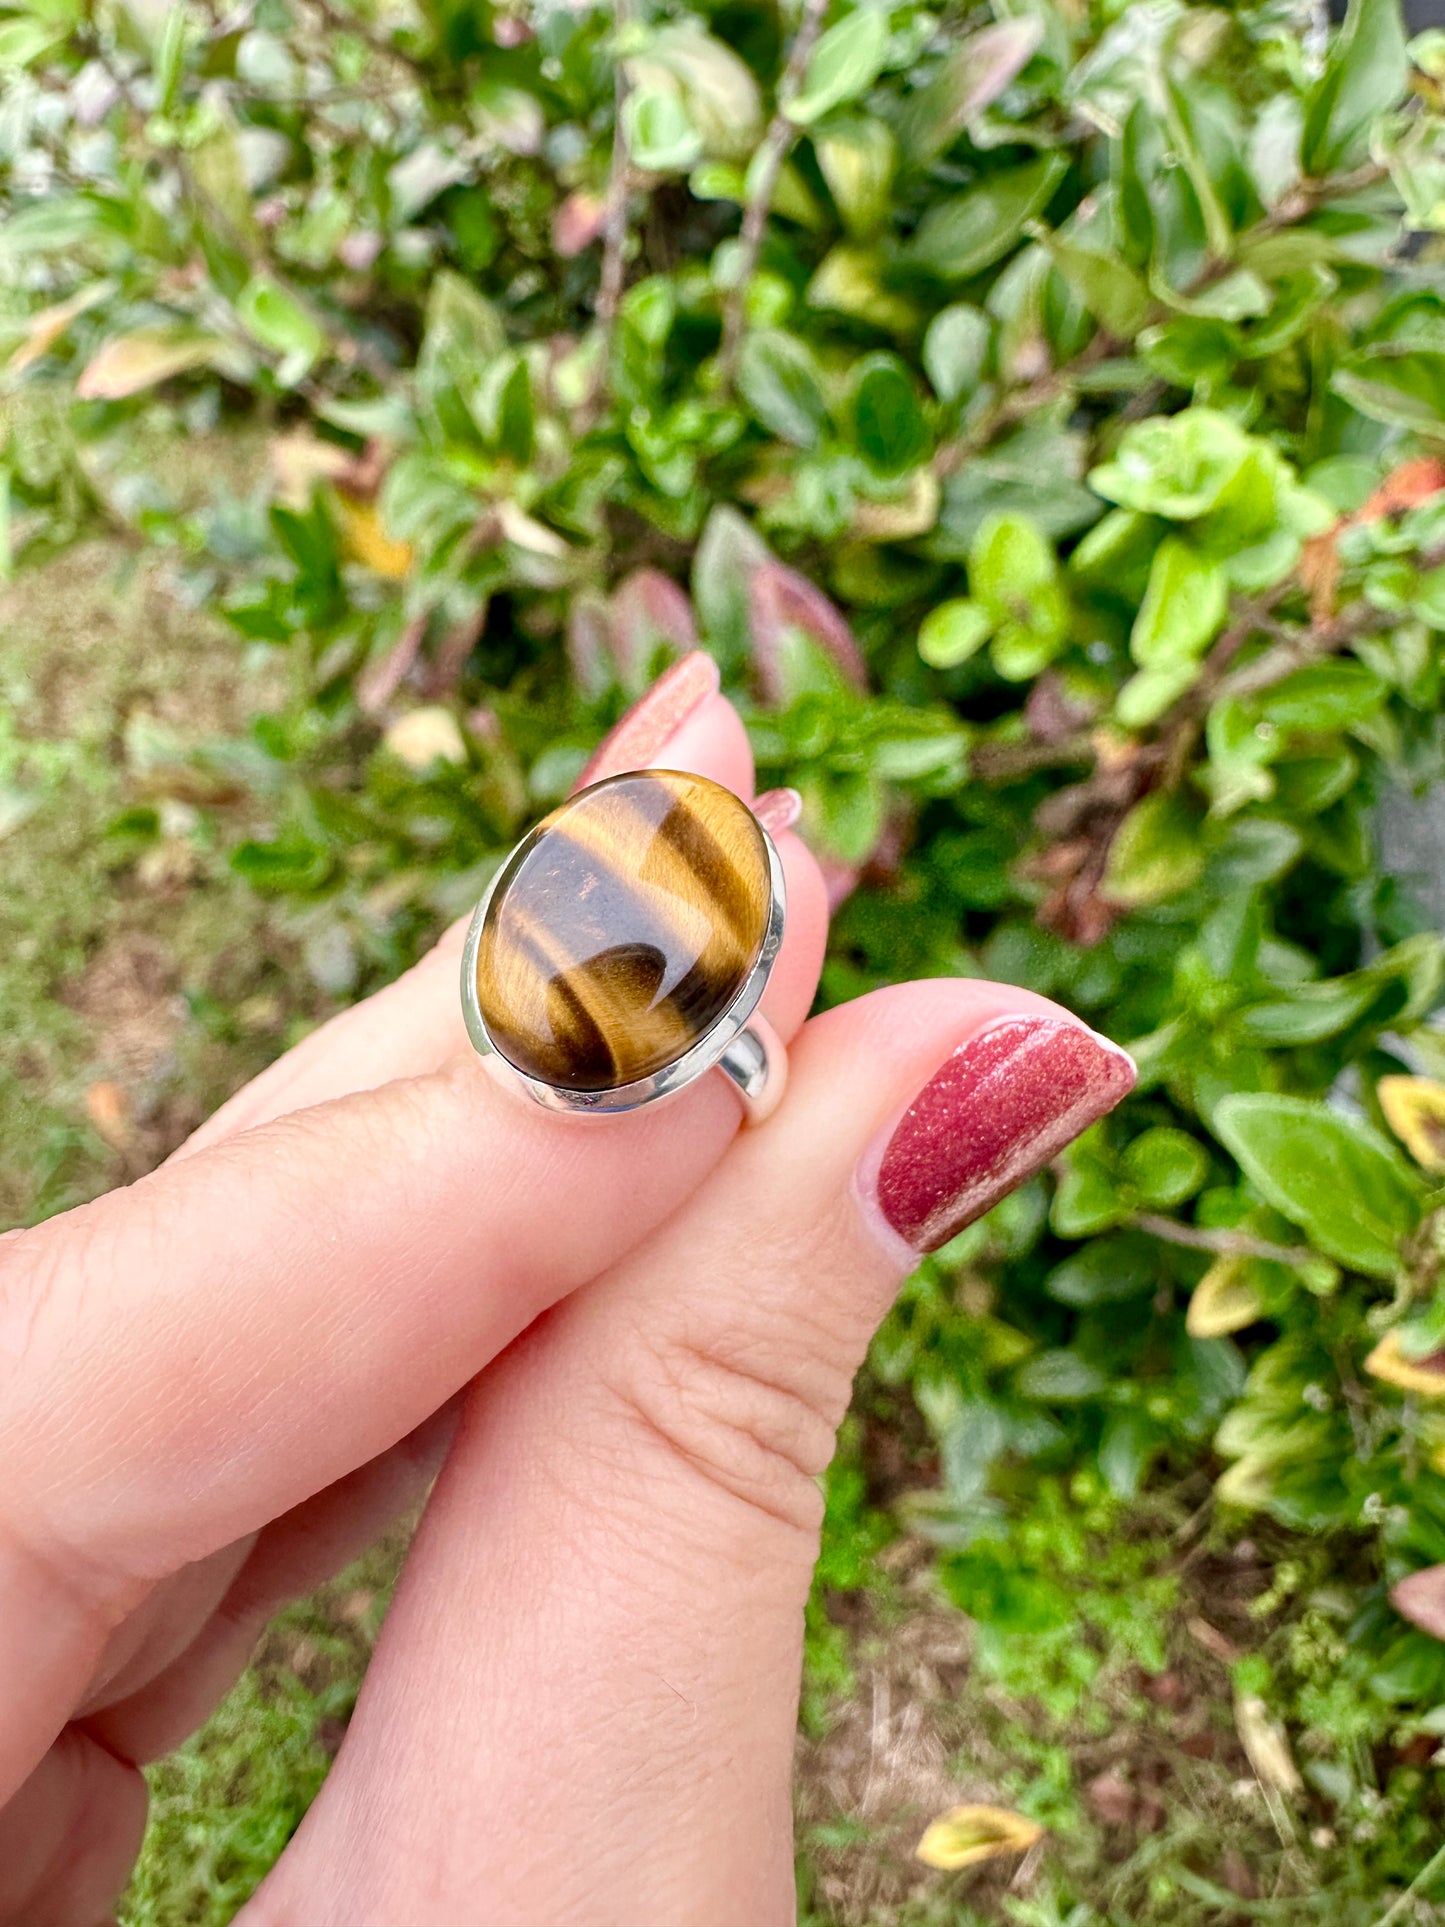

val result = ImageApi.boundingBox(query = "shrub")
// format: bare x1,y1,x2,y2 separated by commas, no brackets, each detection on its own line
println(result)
10,0,1445,1878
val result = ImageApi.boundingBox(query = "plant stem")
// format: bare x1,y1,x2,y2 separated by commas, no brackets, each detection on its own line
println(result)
578,0,634,432
716,0,828,388
1372,1836,1445,1927
302,0,428,82
1134,1214,1319,1269
932,162,1391,481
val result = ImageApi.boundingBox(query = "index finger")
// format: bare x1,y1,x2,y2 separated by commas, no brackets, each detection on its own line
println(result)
0,706,829,1806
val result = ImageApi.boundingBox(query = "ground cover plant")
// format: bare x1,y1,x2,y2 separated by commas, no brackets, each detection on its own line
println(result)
10,0,1445,1915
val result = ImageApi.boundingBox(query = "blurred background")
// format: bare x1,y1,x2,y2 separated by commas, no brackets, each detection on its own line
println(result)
9,0,1445,1919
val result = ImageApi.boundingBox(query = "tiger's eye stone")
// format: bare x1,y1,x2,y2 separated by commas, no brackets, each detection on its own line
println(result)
475,770,771,1092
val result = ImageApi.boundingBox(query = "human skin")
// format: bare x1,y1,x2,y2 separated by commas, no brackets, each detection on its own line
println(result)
0,663,1132,1926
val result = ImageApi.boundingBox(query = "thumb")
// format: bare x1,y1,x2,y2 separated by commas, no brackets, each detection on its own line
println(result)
246,980,1134,1927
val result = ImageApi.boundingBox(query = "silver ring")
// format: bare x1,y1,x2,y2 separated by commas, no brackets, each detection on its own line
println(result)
460,769,788,1125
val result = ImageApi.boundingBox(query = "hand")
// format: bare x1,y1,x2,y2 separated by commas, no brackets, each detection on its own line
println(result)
0,659,1133,1927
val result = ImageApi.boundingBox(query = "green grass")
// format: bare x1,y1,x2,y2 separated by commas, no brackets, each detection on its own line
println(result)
0,534,329,1225
120,1541,402,1927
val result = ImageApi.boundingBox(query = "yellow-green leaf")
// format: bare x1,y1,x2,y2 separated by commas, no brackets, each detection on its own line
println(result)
1187,1256,1267,1338
335,497,414,579
1102,792,1206,906
1367,1331,1445,1398
7,282,111,376
1379,1074,1445,1174
382,706,467,770
76,326,238,400
915,1805,1044,1871
1234,1693,1303,1795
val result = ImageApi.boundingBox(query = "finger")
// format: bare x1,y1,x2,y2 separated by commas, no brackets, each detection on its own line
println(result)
0,1729,147,1927
179,653,751,1158
72,794,817,1767
74,1535,255,1716
2,1409,461,1918
0,833,827,1802
83,1401,461,1766
251,983,1133,1925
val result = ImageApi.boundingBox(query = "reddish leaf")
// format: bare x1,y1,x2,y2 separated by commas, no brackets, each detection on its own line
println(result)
1391,1564,1445,1641
748,560,868,703
1359,455,1445,521
553,191,607,258
608,568,698,688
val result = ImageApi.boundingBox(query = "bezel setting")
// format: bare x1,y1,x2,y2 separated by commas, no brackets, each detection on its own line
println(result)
459,805,787,1117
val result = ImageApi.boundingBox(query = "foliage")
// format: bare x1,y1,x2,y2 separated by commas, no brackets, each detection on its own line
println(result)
10,0,1445,1911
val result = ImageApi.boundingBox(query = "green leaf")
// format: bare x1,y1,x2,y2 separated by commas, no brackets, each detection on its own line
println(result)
1017,1349,1110,1401
805,767,887,863
1098,1410,1156,1501
1233,977,1381,1046
737,329,828,448
236,277,326,383
1214,1094,1422,1278
624,86,703,172
1052,1137,1130,1237
991,615,1068,682
1333,351,1445,439
421,269,506,371
786,8,889,127
849,355,929,475
907,156,1066,282
814,117,896,238
1253,660,1387,733
1103,792,1207,906
933,419,1102,553
806,245,920,334
1122,1127,1209,1208
693,507,772,668
1045,1232,1159,1306
642,23,764,163
970,511,1056,607
1089,410,1252,520
154,3,189,111
1033,227,1151,339
0,15,69,64
922,304,991,404
1303,0,1409,174
898,17,1044,160
1155,268,1271,324
1130,539,1228,667
919,599,992,669
1115,659,1199,730
1162,73,1233,262
230,836,333,892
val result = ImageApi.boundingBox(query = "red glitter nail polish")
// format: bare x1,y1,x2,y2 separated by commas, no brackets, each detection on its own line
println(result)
866,1016,1136,1255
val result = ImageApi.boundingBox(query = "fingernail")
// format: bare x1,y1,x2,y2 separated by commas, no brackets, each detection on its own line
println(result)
753,787,802,837
856,1016,1136,1259
575,651,720,789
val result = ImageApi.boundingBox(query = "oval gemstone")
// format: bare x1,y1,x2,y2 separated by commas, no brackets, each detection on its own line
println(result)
475,770,771,1092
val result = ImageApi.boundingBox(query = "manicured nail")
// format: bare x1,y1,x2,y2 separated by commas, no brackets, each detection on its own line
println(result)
857,1016,1136,1258
575,651,720,789
753,787,802,837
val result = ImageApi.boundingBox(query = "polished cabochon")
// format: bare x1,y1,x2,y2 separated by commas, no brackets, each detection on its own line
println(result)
462,769,785,1110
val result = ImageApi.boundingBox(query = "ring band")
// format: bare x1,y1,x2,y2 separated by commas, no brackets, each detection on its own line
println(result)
460,769,787,1125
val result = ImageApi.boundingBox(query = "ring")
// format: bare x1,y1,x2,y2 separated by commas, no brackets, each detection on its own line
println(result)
460,769,787,1124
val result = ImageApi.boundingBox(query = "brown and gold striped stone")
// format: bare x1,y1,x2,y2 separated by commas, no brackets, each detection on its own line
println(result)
474,770,771,1092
